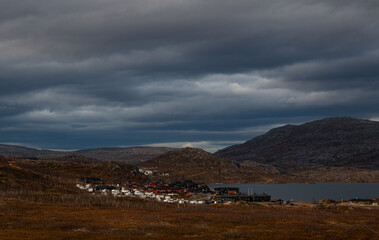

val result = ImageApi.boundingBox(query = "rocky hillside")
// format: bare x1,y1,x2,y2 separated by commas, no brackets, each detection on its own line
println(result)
216,117,379,169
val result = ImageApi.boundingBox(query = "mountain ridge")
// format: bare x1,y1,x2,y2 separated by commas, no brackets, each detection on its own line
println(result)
215,117,379,169
0,144,173,164
1,117,378,183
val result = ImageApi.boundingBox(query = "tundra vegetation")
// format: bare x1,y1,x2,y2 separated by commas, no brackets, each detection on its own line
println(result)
0,156,378,239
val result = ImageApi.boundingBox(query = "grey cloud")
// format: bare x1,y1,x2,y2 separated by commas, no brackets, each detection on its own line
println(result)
2,1,378,69
1,0,379,149
265,50,379,91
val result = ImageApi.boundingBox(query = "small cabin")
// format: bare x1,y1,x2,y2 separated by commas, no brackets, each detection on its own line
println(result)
80,177,103,184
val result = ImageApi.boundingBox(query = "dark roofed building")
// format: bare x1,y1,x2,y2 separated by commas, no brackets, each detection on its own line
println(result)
214,187,240,195
81,177,103,184
349,198,373,204
252,193,271,202
215,193,271,203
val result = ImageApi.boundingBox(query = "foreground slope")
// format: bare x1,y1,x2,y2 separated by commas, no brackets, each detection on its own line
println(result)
1,156,378,240
216,117,379,169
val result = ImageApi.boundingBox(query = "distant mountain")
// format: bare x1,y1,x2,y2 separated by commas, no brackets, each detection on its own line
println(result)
0,144,65,159
216,117,379,170
47,154,101,163
0,144,173,164
0,144,40,156
2,117,378,183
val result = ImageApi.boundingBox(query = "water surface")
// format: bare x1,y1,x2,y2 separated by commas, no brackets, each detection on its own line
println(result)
208,183,379,202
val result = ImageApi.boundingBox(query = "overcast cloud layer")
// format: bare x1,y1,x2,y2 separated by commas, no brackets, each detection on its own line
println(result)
1,0,379,151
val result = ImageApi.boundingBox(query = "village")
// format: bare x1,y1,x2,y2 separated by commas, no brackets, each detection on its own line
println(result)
76,175,379,208
76,172,273,205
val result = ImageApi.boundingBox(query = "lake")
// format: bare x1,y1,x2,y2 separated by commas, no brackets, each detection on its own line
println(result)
207,183,379,202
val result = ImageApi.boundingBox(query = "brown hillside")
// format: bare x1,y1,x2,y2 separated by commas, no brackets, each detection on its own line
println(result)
75,146,173,164
1,156,378,240
140,147,244,183
0,156,77,194
15,155,147,184
139,147,376,183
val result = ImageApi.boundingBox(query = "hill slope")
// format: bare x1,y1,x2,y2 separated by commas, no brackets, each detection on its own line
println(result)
139,147,293,183
0,144,172,164
0,156,77,194
75,146,173,164
15,155,147,184
216,117,379,170
140,148,244,183
0,144,65,159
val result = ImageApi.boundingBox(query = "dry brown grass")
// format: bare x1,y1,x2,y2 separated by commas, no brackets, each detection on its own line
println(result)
0,194,378,240
0,157,378,239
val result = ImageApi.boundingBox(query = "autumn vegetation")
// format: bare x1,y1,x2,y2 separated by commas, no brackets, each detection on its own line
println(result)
0,156,378,239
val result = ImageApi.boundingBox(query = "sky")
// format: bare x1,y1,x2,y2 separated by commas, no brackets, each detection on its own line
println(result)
1,0,379,152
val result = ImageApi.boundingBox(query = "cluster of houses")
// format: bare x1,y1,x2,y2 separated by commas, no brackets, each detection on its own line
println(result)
76,177,274,205
76,177,213,204
137,168,169,176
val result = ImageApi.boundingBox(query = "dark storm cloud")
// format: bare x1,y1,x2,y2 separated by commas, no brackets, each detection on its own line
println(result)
2,0,378,74
1,0,379,150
